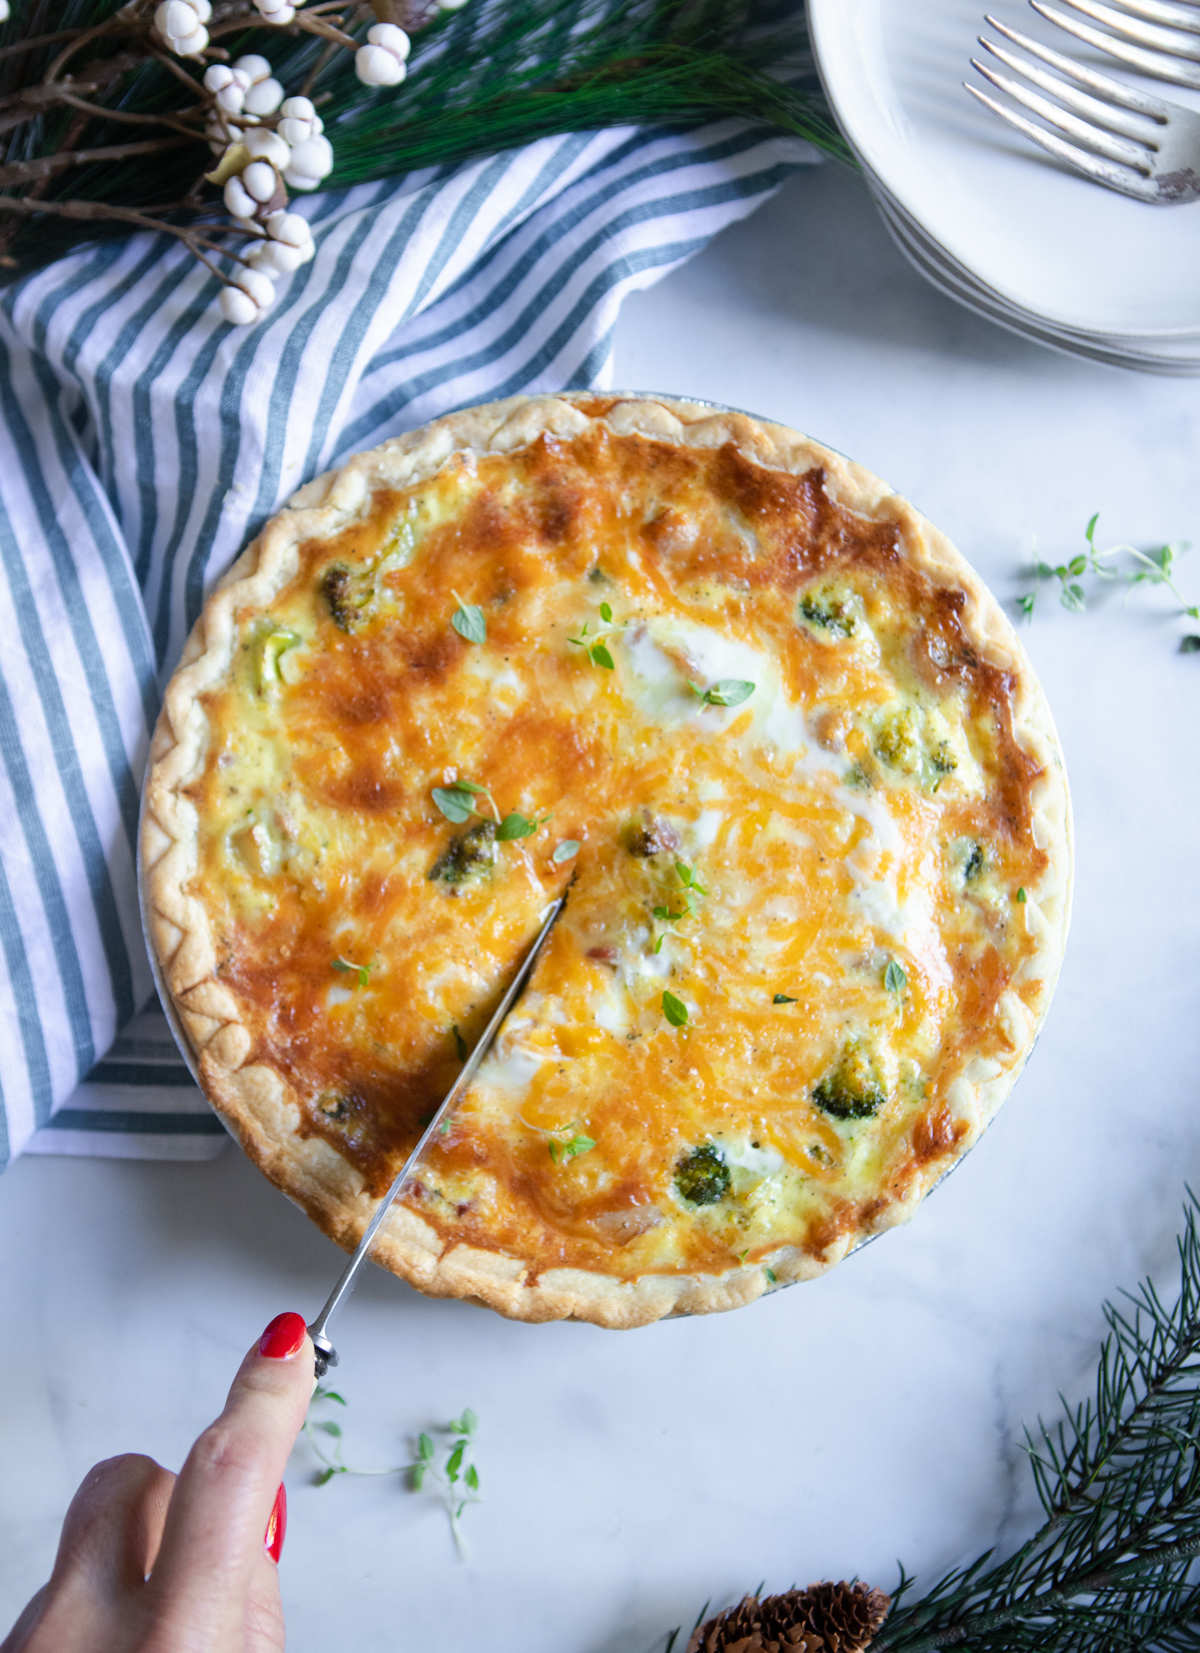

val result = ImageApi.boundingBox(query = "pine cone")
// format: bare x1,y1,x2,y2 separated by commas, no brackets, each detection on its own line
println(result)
686,1582,891,1653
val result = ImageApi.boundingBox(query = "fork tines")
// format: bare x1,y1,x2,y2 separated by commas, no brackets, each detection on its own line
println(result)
966,15,1168,202
1031,0,1200,90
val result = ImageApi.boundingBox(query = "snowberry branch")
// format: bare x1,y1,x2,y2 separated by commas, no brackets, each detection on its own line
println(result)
0,0,464,319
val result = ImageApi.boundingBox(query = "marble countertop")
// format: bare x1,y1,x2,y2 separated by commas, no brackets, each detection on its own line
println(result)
2,160,1199,1653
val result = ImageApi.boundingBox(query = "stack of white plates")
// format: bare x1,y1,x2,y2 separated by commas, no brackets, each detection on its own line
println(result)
808,0,1200,374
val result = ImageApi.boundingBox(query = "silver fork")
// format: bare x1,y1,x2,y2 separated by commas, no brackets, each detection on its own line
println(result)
966,16,1200,202
1030,0,1200,90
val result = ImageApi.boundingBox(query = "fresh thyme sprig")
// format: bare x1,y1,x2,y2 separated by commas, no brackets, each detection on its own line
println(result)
653,860,706,952
569,600,623,670
870,1193,1200,1651
431,776,549,840
1021,514,1200,647
410,1409,482,1558
547,1122,595,1164
331,955,370,986
518,1111,596,1163
302,1386,483,1559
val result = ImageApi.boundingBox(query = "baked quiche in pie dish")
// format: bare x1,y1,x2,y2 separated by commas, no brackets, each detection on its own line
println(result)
141,393,1072,1327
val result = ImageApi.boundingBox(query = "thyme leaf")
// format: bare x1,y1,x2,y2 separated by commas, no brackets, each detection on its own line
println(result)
548,1128,596,1164
690,678,756,708
552,839,580,863
432,785,478,824
332,957,371,988
450,590,487,645
662,989,689,1028
884,958,907,995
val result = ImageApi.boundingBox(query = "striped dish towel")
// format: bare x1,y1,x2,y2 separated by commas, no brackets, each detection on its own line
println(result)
0,118,818,1168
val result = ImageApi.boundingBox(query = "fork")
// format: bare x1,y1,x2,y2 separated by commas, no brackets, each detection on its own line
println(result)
966,17,1200,202
1031,0,1200,91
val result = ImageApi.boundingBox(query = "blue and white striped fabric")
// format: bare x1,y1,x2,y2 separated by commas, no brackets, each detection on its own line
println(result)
0,117,817,1168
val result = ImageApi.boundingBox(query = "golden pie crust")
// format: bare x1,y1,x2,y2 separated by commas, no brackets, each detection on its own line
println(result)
141,393,1072,1327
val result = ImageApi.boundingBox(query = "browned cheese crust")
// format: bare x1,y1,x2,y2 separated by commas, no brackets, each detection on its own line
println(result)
141,394,1073,1327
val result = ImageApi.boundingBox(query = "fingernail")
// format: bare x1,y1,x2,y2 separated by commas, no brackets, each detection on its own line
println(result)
258,1312,307,1361
264,1483,287,1565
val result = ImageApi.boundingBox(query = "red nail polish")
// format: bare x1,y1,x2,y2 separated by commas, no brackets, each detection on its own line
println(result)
264,1483,287,1565
258,1312,307,1361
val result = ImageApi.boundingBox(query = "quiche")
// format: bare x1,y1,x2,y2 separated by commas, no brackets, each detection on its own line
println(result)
141,393,1072,1328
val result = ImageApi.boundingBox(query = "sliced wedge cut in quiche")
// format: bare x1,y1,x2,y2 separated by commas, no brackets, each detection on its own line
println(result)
141,394,1072,1327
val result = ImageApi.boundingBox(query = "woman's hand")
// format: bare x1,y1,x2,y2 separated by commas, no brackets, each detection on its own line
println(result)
2,1312,314,1653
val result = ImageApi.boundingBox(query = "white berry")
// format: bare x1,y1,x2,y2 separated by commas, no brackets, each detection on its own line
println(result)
278,96,323,147
238,268,277,308
223,176,256,220
243,76,284,117
265,210,312,249
355,25,410,88
249,239,305,275
283,133,334,191
254,0,296,19
242,160,279,204
154,0,209,55
218,267,279,326
369,23,410,59
243,128,291,170
233,55,273,82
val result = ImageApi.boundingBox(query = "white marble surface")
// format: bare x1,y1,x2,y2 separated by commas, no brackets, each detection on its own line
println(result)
2,160,1200,1652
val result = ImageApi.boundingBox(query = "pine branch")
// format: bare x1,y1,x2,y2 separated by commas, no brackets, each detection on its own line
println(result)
874,1196,1200,1652
0,0,845,276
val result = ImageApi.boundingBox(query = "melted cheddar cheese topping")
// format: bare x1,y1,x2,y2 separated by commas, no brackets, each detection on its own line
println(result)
190,426,1050,1280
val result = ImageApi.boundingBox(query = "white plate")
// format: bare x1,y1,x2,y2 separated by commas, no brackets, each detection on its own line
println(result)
809,0,1200,339
863,167,1200,370
872,186,1200,374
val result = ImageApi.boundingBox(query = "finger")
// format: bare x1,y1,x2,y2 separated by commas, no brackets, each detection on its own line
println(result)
0,1456,174,1653
244,1548,287,1653
50,1454,176,1595
144,1314,312,1640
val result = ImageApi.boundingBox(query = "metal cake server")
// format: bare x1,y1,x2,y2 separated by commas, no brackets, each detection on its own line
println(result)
306,897,564,1377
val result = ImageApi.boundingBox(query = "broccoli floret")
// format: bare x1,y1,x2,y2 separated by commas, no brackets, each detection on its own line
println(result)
963,842,984,882
799,590,855,636
813,1043,886,1121
322,562,374,632
874,707,921,772
931,741,958,776
674,1143,730,1205
430,820,497,884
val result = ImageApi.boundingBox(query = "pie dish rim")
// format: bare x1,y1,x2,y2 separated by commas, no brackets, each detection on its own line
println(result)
137,389,1074,1328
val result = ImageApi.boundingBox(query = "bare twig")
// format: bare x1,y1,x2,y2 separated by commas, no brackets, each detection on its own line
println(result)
0,135,194,186
55,89,206,140
295,14,362,47
144,43,212,93
0,29,92,66
45,20,149,85
0,191,242,283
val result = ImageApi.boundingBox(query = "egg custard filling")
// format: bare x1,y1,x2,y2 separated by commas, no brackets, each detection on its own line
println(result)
143,394,1072,1327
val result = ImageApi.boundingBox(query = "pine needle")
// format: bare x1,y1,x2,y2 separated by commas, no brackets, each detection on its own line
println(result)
0,0,846,275
874,1194,1200,1651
